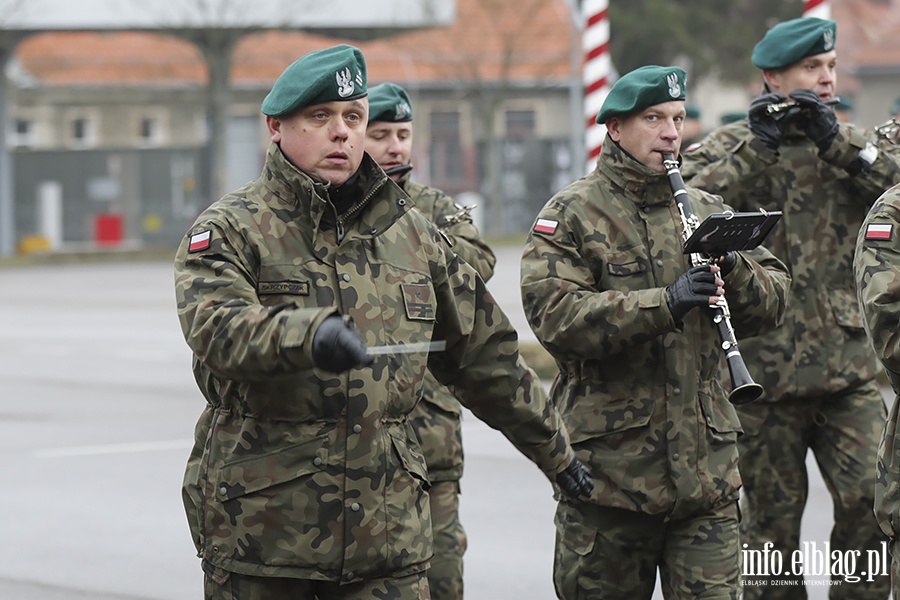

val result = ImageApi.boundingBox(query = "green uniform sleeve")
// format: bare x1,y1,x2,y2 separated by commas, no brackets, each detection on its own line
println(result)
425,235,573,479
856,188,900,379
520,206,674,361
174,218,332,381
854,184,900,539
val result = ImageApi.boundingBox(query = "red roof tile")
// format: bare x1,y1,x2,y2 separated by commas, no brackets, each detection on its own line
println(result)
15,0,899,93
17,0,574,88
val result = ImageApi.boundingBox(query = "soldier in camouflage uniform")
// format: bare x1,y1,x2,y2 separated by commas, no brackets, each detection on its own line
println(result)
174,44,593,600
681,17,900,598
520,65,790,599
855,181,900,600
364,82,496,600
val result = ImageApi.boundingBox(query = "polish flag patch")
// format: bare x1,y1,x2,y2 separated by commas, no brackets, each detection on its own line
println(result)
533,218,558,235
188,230,212,252
865,223,893,241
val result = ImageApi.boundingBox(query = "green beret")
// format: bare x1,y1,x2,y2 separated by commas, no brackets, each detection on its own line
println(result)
752,18,837,70
367,82,413,123
720,111,747,125
685,105,701,120
262,44,367,117
595,65,687,124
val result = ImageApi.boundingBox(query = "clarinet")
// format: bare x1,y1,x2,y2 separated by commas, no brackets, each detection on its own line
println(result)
661,152,764,405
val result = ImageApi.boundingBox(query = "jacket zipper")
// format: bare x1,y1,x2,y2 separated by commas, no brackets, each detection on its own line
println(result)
334,177,386,243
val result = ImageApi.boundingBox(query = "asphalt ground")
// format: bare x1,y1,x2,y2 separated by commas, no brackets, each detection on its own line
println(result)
0,245,889,599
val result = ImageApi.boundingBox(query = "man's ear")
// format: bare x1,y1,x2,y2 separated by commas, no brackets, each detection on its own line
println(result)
761,70,781,92
606,118,621,142
266,115,282,142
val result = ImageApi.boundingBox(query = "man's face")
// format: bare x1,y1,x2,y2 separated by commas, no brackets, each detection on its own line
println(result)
266,99,368,186
764,50,837,101
365,121,413,181
606,100,684,173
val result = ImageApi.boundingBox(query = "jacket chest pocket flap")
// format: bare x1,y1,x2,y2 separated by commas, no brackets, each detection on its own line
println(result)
604,249,649,278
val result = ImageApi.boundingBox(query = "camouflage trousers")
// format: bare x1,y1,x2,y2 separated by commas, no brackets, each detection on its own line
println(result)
552,499,741,599
737,381,890,599
426,480,467,600
202,561,430,600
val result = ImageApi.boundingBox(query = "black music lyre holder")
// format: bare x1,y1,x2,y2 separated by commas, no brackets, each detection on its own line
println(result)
682,210,782,257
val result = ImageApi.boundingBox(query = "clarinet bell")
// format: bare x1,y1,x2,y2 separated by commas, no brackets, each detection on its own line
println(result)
729,381,764,405
725,354,764,405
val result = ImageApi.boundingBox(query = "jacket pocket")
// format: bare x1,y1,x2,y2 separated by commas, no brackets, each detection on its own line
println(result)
560,384,656,445
385,426,433,569
698,390,742,503
555,509,597,557
601,249,650,288
389,426,431,490
698,389,743,444
204,431,332,565
215,434,329,501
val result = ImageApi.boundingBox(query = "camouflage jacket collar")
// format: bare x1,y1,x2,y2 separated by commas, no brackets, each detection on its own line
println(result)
598,137,672,206
262,144,408,239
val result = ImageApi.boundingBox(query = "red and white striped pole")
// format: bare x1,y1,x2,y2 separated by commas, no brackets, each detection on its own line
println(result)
802,0,831,19
583,0,611,173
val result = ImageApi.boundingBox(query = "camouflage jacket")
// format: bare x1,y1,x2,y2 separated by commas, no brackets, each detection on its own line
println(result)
399,174,496,482
682,120,900,400
854,183,900,540
174,143,573,583
521,139,790,519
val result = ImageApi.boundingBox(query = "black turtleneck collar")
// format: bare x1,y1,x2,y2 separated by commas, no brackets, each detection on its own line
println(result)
329,168,362,215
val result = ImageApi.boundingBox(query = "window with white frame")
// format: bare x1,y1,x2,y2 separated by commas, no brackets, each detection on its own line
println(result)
69,115,96,148
10,118,36,147
505,109,536,139
137,113,165,147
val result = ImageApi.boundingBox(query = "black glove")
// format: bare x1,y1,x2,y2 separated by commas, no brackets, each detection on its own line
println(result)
789,89,838,153
712,251,737,277
666,264,721,324
748,93,793,155
555,457,593,498
312,315,373,373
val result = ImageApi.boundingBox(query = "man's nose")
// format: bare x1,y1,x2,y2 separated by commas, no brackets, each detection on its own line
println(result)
662,120,679,139
331,119,349,140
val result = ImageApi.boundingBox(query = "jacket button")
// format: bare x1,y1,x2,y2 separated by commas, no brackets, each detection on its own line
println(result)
656,259,664,267
673,387,681,395
351,502,361,511
352,424,362,433
673,453,680,461
313,457,323,467
219,486,227,496
342,273,351,282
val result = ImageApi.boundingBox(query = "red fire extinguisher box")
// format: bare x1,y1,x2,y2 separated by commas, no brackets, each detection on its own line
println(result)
94,213,123,247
